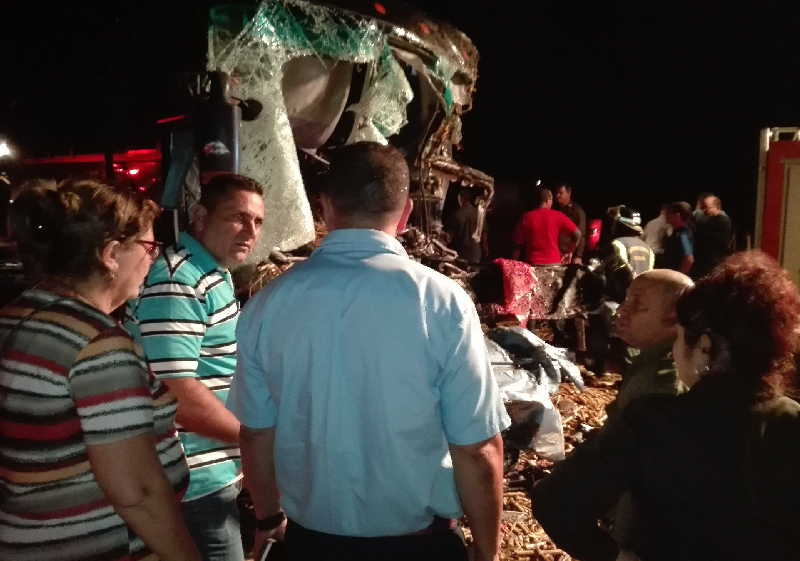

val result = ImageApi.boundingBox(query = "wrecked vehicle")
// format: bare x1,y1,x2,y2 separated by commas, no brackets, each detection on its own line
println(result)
159,0,493,292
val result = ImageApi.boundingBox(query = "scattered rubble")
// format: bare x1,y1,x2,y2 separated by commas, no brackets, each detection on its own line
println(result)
463,372,621,561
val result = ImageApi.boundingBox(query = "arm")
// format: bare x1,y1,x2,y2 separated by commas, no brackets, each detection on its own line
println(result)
679,254,694,275
679,231,694,274
559,213,582,256
565,228,582,254
533,419,633,561
89,435,201,561
450,435,504,561
239,426,281,519
71,329,200,561
574,206,587,259
130,275,238,442
435,300,511,560
227,306,284,554
164,378,240,442
240,425,285,557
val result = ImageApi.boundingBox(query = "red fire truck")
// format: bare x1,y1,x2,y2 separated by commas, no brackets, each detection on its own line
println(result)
754,127,800,285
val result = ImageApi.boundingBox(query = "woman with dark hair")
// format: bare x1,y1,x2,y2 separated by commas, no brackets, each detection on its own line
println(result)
0,180,201,561
533,250,800,561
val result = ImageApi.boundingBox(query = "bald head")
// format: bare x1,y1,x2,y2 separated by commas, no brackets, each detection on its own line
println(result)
637,269,694,321
615,269,693,349
702,195,722,217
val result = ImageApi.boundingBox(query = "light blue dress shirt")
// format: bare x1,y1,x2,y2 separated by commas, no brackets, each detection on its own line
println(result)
227,229,510,537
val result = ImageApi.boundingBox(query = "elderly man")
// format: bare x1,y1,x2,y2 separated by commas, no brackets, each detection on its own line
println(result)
127,173,265,561
608,270,693,421
534,269,693,560
228,142,509,561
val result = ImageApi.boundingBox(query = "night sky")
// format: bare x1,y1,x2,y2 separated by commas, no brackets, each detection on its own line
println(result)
3,0,800,239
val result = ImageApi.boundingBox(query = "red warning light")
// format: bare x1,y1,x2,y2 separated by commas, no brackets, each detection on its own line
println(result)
138,186,147,192
374,2,386,15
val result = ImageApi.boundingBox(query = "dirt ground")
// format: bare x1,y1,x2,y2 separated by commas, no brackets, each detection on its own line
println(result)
463,372,621,561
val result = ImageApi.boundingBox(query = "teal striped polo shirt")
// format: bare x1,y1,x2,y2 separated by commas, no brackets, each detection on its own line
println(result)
126,232,241,501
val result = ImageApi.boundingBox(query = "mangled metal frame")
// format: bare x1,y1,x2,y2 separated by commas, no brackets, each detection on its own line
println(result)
205,0,493,270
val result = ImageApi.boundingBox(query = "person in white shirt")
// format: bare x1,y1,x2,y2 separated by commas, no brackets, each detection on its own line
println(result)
643,204,672,259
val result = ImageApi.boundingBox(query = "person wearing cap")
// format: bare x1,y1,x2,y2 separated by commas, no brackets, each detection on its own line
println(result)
598,206,654,303
608,207,654,277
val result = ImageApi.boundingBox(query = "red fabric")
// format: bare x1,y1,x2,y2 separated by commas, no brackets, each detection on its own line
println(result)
587,219,602,251
494,258,537,318
512,208,579,265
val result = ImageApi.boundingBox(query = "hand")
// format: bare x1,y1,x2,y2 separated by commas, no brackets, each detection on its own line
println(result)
572,256,583,265
252,519,287,561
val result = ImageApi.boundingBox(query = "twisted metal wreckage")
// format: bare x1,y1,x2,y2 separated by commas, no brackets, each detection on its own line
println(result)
160,0,493,288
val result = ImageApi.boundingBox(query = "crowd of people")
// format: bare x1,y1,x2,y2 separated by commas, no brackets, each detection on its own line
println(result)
1,142,798,561
459,181,735,283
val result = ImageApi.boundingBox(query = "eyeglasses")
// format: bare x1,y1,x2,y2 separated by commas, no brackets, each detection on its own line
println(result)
135,239,163,258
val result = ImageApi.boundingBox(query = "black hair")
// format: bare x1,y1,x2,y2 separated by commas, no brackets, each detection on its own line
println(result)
320,142,410,217
199,173,264,214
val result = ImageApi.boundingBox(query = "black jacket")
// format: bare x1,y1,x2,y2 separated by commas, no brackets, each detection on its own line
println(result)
533,375,800,561
693,214,732,277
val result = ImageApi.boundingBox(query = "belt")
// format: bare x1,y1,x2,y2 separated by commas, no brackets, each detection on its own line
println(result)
288,516,458,540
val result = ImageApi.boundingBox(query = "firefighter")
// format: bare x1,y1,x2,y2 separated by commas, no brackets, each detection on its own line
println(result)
602,205,654,303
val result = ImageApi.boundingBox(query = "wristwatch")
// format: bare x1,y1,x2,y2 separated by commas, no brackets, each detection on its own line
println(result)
255,510,286,531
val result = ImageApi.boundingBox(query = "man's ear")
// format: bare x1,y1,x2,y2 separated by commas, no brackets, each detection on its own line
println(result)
396,197,413,234
319,194,336,228
190,203,208,235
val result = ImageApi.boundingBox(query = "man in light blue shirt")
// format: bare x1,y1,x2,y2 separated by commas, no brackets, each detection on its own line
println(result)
227,142,510,561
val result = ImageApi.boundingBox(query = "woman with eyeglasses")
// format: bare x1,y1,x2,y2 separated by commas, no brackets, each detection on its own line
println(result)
0,180,200,561
533,250,800,561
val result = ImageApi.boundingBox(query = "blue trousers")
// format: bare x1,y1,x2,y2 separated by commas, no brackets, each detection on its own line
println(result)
182,483,244,561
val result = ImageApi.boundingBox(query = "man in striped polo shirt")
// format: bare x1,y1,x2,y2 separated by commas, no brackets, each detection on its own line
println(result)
127,173,265,561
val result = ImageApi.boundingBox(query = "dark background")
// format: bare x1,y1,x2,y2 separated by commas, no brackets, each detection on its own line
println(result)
2,0,800,241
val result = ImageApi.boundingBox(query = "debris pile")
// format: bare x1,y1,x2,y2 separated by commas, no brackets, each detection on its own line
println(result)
463,372,621,561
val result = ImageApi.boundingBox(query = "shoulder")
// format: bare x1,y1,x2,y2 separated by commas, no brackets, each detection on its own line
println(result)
74,323,140,364
556,209,578,226
750,397,800,464
23,290,118,340
369,255,475,312
621,393,679,425
146,244,204,284
755,396,800,422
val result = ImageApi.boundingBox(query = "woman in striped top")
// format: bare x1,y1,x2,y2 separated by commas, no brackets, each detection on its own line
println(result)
0,180,200,561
